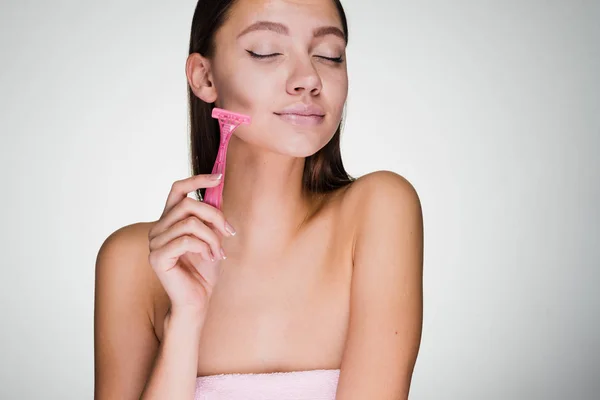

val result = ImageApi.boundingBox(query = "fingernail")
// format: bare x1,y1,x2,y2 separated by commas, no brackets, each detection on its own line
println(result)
210,173,223,180
225,221,236,236
220,248,227,260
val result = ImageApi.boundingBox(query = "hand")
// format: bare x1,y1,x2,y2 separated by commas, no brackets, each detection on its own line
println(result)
147,173,235,316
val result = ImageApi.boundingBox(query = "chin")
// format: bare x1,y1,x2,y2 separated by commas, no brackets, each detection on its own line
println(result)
274,132,334,158
235,115,337,157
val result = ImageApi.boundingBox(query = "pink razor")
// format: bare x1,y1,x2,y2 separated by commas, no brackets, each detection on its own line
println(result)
203,107,251,210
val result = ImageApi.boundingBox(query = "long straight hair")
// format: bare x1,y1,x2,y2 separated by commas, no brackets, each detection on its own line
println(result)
187,0,355,201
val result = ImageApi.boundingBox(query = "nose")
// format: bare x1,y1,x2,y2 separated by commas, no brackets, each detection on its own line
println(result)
286,58,322,96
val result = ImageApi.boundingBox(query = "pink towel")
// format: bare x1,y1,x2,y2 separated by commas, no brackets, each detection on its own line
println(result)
194,368,340,400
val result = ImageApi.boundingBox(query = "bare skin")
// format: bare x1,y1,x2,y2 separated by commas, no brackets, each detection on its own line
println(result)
95,174,364,398
153,184,356,377
95,0,423,398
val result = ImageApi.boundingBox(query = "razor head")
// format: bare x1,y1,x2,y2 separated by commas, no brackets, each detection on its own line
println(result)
211,107,251,125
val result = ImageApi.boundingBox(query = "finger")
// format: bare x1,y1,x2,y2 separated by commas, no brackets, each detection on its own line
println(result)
162,174,223,217
185,253,222,291
186,252,214,272
149,216,223,261
149,235,212,272
152,197,234,240
183,244,214,264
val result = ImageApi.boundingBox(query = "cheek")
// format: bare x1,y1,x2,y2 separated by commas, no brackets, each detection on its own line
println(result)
322,71,348,118
334,77,349,112
217,79,254,113
235,68,281,106
214,63,268,115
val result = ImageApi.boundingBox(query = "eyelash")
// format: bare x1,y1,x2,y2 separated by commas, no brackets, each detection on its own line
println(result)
246,50,344,64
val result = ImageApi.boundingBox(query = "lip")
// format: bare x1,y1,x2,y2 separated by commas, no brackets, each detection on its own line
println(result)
276,113,324,126
275,103,325,117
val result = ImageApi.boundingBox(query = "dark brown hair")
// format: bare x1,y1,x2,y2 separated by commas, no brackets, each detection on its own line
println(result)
187,0,355,201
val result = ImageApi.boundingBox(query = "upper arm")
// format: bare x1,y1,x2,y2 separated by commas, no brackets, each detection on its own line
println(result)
94,223,160,399
336,171,424,400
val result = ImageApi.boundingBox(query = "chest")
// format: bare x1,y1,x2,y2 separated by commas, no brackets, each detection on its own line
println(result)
152,198,356,375
195,222,353,376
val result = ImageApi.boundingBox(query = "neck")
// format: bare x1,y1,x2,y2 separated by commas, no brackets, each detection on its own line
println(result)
220,135,315,260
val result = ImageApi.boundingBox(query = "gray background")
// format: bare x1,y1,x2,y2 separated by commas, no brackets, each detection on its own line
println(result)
1,0,599,399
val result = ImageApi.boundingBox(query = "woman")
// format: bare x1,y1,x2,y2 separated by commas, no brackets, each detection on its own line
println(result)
94,0,424,398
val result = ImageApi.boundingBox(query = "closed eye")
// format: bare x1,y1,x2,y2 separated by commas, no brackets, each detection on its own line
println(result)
246,50,281,59
246,50,344,64
317,55,344,63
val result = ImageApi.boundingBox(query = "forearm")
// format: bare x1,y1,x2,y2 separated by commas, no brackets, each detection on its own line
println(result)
141,310,205,400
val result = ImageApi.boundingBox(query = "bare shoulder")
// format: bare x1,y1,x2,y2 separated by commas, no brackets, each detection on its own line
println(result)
98,221,154,257
95,221,163,326
340,170,422,227
332,171,424,399
96,221,154,278
94,221,167,398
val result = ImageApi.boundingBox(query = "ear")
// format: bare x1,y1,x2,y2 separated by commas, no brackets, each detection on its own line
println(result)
185,53,217,103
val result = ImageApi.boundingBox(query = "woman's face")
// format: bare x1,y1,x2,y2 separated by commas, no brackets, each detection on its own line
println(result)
209,0,348,157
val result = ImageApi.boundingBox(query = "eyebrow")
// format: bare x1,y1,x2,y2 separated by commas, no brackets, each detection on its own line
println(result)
237,21,346,43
